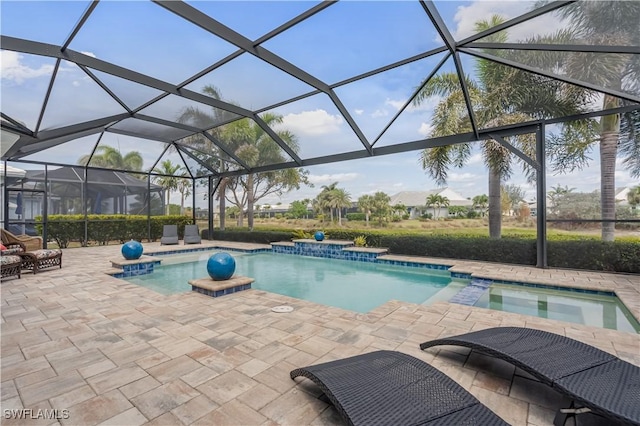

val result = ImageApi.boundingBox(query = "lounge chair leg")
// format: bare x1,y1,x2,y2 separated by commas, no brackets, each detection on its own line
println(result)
554,402,592,426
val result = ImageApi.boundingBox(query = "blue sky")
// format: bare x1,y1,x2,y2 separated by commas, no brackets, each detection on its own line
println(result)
2,1,637,208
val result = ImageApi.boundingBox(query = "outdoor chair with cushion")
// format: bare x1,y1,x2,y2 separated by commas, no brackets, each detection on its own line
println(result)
183,224,201,244
420,326,640,425
20,248,63,274
1,228,43,252
1,243,22,279
160,225,179,245
291,350,508,425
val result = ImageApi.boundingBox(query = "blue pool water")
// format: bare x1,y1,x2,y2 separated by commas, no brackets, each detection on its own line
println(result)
124,252,463,312
474,283,640,334
123,251,640,332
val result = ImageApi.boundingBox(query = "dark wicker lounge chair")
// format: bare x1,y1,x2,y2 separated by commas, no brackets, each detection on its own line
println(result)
420,327,640,425
290,350,508,426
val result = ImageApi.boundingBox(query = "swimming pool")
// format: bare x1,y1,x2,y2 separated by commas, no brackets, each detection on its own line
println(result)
474,283,640,334
124,252,465,312
123,251,639,332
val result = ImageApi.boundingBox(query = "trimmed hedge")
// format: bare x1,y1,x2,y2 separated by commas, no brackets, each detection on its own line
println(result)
345,213,366,221
208,227,640,273
38,215,194,248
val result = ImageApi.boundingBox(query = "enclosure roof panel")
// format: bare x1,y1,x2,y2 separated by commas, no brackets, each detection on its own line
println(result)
2,0,638,177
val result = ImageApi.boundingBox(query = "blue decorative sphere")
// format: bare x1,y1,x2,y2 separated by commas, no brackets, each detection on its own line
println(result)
207,252,236,281
314,231,325,241
121,240,143,260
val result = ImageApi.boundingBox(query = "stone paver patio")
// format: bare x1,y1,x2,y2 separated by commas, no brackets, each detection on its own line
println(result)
2,241,638,425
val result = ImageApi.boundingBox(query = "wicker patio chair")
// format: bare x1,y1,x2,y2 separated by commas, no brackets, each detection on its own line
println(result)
1,252,22,279
420,327,640,425
291,350,508,426
19,248,63,274
160,225,179,245
183,224,201,244
1,228,43,252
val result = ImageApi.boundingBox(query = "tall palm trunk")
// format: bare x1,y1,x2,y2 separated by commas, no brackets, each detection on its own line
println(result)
488,169,502,239
247,173,255,231
338,208,342,226
600,100,620,242
218,178,226,231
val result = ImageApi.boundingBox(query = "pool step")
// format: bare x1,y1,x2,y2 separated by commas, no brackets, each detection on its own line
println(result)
449,278,493,306
422,281,468,305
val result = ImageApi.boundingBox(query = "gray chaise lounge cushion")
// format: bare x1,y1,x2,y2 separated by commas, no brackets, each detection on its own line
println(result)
184,224,201,244
160,224,179,245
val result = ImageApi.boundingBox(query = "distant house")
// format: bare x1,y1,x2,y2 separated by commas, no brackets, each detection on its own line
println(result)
389,188,472,219
616,187,632,206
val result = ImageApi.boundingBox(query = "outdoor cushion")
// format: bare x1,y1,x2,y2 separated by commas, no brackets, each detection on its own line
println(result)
1,247,23,255
183,224,201,244
30,249,62,259
1,255,21,265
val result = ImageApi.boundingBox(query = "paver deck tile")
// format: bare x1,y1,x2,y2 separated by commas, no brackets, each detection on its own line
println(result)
131,379,199,420
170,394,218,425
64,389,134,425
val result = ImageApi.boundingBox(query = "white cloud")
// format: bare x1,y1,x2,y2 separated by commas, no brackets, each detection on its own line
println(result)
418,122,433,137
280,109,343,136
354,109,364,115
371,109,388,118
385,99,405,111
1,51,54,83
80,51,97,58
308,172,359,185
448,172,481,182
467,153,483,164
385,97,439,113
451,1,566,42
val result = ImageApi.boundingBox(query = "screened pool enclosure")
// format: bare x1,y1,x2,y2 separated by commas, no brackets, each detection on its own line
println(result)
1,1,638,266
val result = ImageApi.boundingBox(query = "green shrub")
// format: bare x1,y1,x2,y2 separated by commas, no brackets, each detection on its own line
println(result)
354,235,368,247
210,226,639,273
291,229,312,239
38,215,193,248
346,213,366,221
211,228,292,244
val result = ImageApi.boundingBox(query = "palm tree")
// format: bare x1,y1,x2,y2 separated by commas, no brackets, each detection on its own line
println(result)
177,178,192,215
314,182,339,223
426,194,441,219
78,145,143,172
327,188,351,226
358,194,374,226
153,160,182,215
547,184,575,216
178,85,238,230
472,194,489,217
414,15,590,238
440,196,450,216
542,2,640,241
